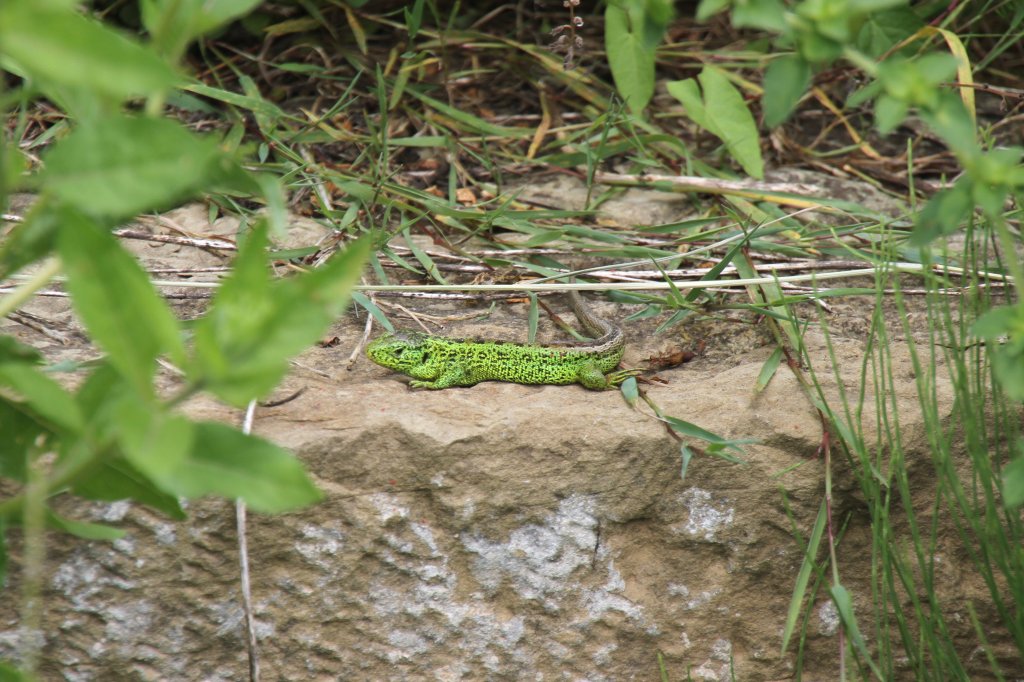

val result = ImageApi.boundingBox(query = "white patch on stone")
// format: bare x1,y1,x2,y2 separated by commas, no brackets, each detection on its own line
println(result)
668,582,689,597
692,638,733,681
461,494,647,634
103,601,155,656
582,565,643,622
52,555,135,611
462,495,600,610
386,629,431,662
594,642,617,665
98,500,132,522
370,492,409,522
685,589,721,611
365,505,533,672
295,524,345,572
112,535,135,556
401,520,439,556
152,522,176,545
430,472,446,487
818,599,839,636
211,600,275,640
677,488,734,541
710,638,732,661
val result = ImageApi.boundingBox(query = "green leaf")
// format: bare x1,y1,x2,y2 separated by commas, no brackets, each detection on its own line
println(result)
2,141,26,197
855,8,923,58
71,458,186,519
0,1,180,101
0,364,84,434
42,114,222,218
184,82,287,121
696,0,732,20
0,661,31,682
920,93,978,160
402,227,447,284
991,345,1024,401
971,304,1024,339
351,292,394,333
1002,446,1024,509
192,225,371,405
755,346,785,392
0,336,43,365
874,94,909,134
0,398,45,481
114,402,194,485
700,67,764,178
46,510,126,541
405,89,533,138
0,518,7,589
142,0,263,52
763,55,811,128
620,376,639,406
57,209,186,397
911,177,973,246
0,203,62,279
161,421,321,513
830,584,884,678
667,79,711,130
669,68,764,178
732,0,786,31
680,444,693,480
781,500,826,653
663,415,745,454
605,4,657,114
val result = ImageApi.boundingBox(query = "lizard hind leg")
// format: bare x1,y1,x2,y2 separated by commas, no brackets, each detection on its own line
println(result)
576,365,641,390
577,363,617,390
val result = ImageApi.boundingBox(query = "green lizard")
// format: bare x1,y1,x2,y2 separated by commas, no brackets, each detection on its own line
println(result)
366,290,626,390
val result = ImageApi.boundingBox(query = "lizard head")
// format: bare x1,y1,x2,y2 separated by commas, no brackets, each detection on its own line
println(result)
366,331,434,376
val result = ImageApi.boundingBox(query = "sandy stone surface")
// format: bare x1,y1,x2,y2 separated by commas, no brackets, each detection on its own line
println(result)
0,181,1013,681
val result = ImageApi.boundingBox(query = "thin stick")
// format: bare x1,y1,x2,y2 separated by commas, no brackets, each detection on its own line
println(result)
237,400,260,682
4,263,1013,293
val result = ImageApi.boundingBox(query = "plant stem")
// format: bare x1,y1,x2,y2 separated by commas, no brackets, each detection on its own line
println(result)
19,447,48,674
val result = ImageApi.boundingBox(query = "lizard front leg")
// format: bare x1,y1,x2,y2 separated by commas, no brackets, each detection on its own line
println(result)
409,364,476,389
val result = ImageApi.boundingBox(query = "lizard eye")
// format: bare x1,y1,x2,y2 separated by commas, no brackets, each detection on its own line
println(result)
393,348,404,358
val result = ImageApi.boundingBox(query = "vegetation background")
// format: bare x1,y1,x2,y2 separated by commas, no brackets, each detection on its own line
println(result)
0,0,1021,679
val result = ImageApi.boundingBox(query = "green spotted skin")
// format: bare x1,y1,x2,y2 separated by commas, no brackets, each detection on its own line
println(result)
366,291,624,390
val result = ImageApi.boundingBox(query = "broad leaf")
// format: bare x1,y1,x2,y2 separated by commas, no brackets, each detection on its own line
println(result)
114,400,194,485
71,457,186,519
0,202,62,279
142,0,264,58
1003,447,1024,509
763,55,811,128
0,399,44,481
192,225,371,405
0,1,180,101
46,510,126,540
732,0,786,31
0,364,84,434
42,115,222,218
605,3,656,114
161,422,321,513
669,67,764,178
57,209,186,397
699,67,764,178
911,177,973,246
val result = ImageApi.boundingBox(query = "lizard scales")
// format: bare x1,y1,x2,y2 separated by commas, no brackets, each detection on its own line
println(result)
366,291,625,390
